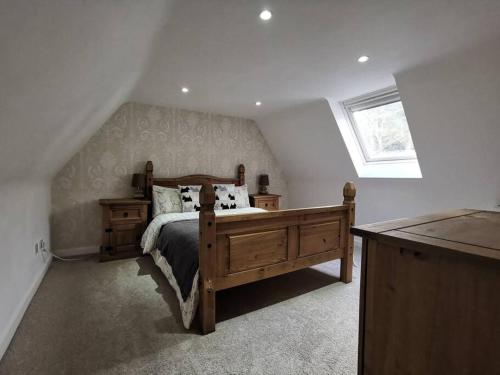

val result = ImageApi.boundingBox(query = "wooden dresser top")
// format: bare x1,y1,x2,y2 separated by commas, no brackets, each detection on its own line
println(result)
352,209,500,261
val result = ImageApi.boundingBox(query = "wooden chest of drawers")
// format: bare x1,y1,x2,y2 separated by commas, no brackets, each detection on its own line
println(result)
352,209,500,375
99,198,150,261
249,194,280,211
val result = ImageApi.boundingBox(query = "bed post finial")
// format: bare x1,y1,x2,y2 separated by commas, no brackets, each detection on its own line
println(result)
343,181,356,204
341,181,356,284
200,183,215,210
238,164,245,186
199,183,216,334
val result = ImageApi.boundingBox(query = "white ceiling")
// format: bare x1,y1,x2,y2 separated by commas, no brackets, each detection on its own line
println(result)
1,0,500,181
132,0,500,119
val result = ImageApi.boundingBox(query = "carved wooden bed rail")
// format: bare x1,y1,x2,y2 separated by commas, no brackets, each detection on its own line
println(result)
145,161,356,333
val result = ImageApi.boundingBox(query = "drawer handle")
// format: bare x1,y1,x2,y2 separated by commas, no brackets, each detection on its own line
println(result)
123,212,128,218
265,203,268,207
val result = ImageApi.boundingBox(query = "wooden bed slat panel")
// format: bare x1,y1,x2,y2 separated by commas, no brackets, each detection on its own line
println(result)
228,229,288,273
299,221,341,257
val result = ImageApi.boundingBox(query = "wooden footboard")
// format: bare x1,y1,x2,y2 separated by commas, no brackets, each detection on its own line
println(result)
198,182,356,334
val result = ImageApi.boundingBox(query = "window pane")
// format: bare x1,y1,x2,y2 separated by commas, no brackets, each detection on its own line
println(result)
352,101,416,161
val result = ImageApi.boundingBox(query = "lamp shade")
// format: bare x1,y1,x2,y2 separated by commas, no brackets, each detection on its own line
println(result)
131,173,145,188
259,174,269,186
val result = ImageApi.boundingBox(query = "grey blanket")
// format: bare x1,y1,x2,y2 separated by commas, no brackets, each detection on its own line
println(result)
157,220,199,301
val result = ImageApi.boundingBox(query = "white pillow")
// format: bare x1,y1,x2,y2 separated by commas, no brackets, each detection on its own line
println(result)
152,185,182,217
213,184,237,210
234,184,250,208
179,185,202,212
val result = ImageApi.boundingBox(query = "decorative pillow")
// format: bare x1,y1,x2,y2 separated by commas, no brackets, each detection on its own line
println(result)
179,185,202,212
152,185,182,217
234,184,250,208
213,184,237,210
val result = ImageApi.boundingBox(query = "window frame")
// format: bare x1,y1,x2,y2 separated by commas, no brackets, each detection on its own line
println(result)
342,87,417,163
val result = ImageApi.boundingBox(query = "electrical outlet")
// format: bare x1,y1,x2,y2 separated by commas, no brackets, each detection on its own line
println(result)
39,239,50,262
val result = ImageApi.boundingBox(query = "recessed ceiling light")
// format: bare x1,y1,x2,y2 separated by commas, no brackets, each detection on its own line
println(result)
357,55,370,63
255,101,262,106
181,87,189,93
259,9,272,21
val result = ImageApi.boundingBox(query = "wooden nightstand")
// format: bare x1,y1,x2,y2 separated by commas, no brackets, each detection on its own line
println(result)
99,198,150,262
249,194,281,211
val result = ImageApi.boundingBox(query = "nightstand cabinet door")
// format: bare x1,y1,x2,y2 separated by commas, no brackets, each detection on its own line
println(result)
99,199,150,262
112,223,142,253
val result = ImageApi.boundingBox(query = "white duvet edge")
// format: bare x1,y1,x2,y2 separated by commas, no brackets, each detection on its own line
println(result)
143,207,266,329
150,249,199,329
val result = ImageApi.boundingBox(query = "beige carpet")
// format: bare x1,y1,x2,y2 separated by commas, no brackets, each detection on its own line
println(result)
0,246,360,375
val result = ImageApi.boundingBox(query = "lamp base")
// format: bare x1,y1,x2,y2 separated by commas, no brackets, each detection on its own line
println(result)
133,187,144,199
258,185,268,194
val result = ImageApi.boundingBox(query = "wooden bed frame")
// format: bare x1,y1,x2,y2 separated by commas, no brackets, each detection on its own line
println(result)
145,161,356,334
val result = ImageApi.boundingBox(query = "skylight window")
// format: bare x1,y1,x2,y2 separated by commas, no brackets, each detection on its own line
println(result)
343,88,416,163
330,86,422,178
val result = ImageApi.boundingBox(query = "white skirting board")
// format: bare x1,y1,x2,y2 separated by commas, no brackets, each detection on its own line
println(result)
54,246,99,257
0,256,52,360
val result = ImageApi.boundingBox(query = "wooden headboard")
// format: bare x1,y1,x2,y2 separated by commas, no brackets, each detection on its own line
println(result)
144,161,245,216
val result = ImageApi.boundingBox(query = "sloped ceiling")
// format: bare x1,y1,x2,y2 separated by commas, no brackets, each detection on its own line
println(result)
0,0,174,181
2,0,500,182
258,40,500,223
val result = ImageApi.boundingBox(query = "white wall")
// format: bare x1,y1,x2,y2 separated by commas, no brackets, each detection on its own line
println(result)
0,181,52,359
258,41,500,225
0,2,171,358
51,102,288,254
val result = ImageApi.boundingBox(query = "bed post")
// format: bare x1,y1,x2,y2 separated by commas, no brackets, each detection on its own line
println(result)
341,182,356,283
145,161,154,220
199,183,217,334
238,164,245,186
145,161,154,200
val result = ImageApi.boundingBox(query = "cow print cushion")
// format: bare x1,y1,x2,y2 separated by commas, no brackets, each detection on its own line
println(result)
213,184,237,210
178,185,202,212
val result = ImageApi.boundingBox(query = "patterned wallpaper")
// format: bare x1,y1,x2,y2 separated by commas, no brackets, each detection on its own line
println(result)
51,102,288,251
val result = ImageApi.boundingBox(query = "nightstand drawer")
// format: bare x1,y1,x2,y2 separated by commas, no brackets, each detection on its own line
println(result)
250,194,281,211
256,199,277,210
110,207,142,222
